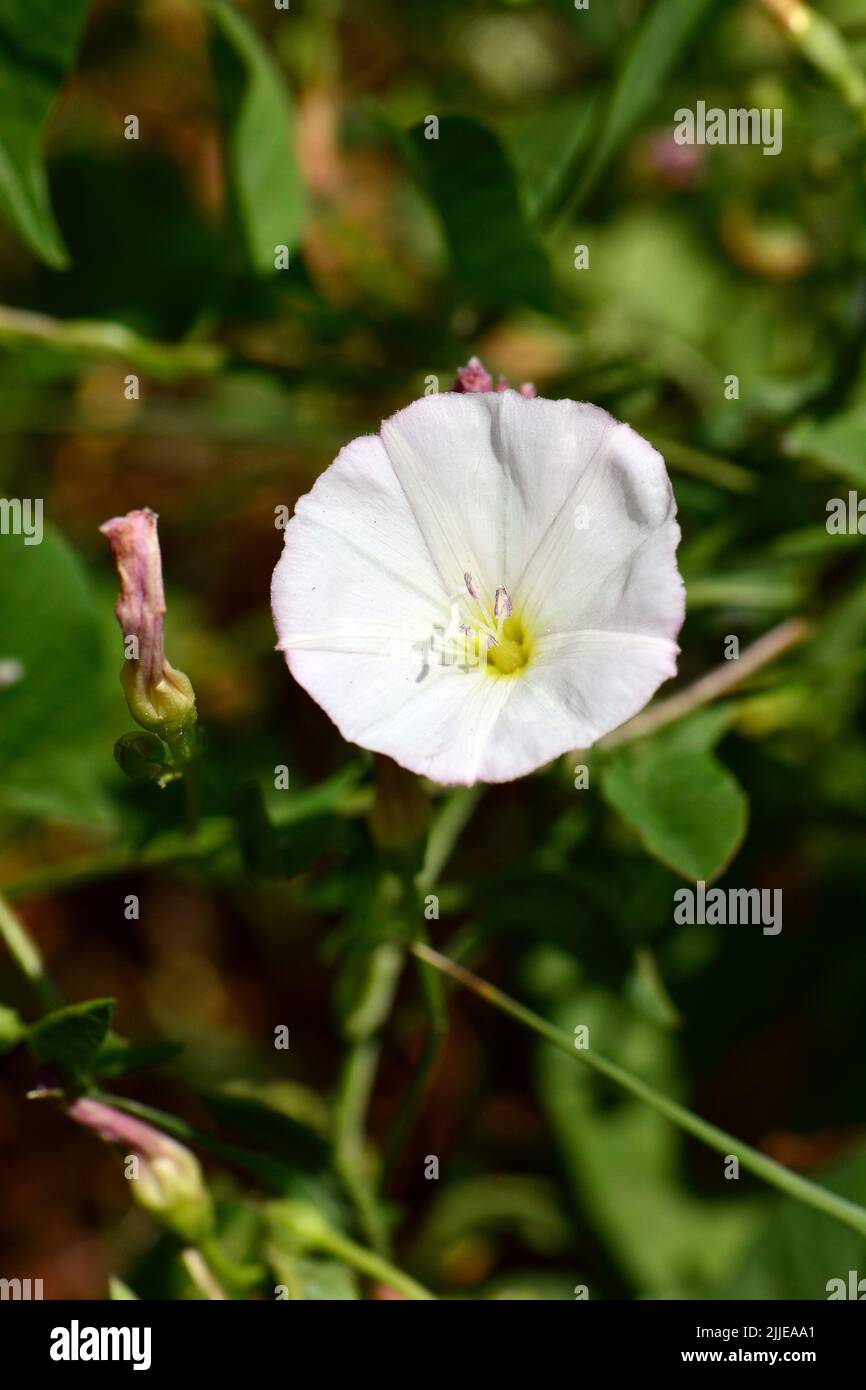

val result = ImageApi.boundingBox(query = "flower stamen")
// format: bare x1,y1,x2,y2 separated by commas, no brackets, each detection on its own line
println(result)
450,575,528,677
494,586,513,621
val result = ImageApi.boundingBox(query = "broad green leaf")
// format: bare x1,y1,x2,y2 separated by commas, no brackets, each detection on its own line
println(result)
785,410,866,486
575,207,723,346
0,0,91,266
28,997,116,1072
804,574,866,726
626,946,683,1030
91,1031,184,1078
510,96,597,224
406,115,550,312
633,705,737,758
566,0,719,216
265,762,365,827
710,1146,866,1300
210,0,306,276
412,1175,570,1280
0,524,113,825
602,747,747,881
2,748,114,826
535,981,760,1296
218,1079,329,1134
200,1086,331,1172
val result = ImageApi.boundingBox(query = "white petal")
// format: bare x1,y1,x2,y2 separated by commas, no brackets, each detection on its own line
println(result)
272,430,447,660
482,391,619,588
286,647,513,785
380,392,512,601
496,629,678,768
513,406,684,642
434,631,676,784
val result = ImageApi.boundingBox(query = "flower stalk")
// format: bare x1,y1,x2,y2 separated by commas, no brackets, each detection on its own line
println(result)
266,1201,435,1301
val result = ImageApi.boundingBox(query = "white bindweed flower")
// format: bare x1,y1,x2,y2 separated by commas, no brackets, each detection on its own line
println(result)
271,390,685,785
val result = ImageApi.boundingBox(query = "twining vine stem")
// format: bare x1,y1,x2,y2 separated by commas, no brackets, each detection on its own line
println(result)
410,941,866,1240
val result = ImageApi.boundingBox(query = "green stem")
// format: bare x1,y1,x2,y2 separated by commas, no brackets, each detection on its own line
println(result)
412,943,866,1240
0,304,224,381
332,1040,390,1255
381,908,445,1188
381,790,483,1185
314,1225,435,1301
2,818,235,902
181,1247,228,1300
0,890,62,1012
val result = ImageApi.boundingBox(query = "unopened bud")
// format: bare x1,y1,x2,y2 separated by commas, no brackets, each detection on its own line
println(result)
100,509,198,756
452,355,494,393
452,356,536,399
113,731,174,784
67,1098,214,1243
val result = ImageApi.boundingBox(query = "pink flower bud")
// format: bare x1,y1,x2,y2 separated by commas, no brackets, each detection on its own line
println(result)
67,1097,214,1243
453,357,536,398
452,356,494,393
100,509,197,750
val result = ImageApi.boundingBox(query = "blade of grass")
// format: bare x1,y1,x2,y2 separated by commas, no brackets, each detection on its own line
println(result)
540,0,719,226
